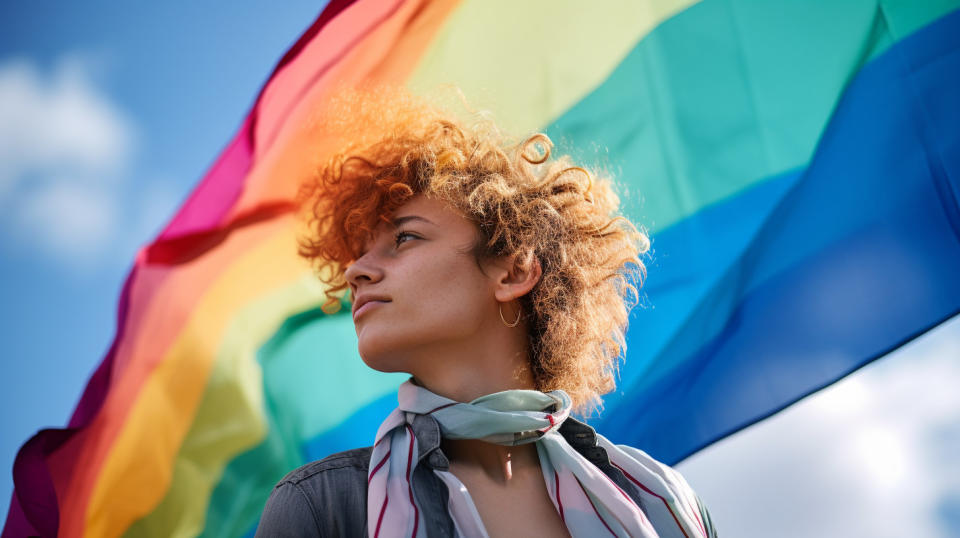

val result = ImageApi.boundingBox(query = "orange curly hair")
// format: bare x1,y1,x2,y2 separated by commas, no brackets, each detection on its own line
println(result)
297,89,648,413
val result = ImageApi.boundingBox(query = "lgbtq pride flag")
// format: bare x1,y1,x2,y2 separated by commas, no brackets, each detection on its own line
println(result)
6,1,960,536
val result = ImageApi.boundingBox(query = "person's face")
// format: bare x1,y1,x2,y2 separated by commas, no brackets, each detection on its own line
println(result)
344,195,498,372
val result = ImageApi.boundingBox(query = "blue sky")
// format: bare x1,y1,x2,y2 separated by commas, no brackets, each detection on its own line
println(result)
1,2,958,535
0,0,322,517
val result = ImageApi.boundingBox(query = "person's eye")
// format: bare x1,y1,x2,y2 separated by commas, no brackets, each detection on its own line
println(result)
394,230,419,248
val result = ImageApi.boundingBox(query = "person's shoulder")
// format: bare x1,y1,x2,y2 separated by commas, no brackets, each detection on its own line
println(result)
255,448,373,537
277,446,373,485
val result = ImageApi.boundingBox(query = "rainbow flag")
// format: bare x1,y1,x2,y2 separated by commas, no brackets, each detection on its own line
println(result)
6,1,960,536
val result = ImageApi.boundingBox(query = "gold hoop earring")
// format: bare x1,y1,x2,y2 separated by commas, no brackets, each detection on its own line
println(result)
499,302,521,328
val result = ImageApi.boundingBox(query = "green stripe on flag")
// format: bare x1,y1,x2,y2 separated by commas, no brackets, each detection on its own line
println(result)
408,0,700,134
547,0,958,232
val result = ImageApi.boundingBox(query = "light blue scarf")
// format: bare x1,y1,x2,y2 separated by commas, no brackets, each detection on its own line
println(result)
367,379,711,537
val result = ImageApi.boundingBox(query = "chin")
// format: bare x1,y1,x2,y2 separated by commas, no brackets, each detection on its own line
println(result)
355,320,459,373
358,353,406,373
357,337,410,374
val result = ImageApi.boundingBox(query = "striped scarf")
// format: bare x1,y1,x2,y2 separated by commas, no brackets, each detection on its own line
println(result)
367,379,709,537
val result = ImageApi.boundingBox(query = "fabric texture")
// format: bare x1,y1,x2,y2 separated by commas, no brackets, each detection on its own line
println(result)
255,412,718,537
368,379,712,538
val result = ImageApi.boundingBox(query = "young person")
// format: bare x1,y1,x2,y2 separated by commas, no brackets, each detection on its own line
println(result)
256,92,717,537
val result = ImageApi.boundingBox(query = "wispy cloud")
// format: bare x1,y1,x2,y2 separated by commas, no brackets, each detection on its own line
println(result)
677,317,960,537
0,55,143,267
0,55,133,197
17,178,118,259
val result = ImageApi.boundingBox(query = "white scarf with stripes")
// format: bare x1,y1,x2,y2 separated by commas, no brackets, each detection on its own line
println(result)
367,379,709,537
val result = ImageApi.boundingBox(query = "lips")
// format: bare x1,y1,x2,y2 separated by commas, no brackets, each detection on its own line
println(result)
352,294,391,320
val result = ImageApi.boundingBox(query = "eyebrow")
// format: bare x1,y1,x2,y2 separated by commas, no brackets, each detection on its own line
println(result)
391,215,436,227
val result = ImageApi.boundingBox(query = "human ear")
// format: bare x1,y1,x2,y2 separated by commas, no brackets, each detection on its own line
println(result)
492,250,542,302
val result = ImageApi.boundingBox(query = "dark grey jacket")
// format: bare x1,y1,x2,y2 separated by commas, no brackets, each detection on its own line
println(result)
255,414,716,537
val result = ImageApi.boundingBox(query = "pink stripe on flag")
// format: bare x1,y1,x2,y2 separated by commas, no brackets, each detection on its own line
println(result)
160,1,360,241
159,115,253,240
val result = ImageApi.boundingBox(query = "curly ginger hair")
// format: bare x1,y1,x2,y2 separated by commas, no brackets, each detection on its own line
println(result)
297,90,648,414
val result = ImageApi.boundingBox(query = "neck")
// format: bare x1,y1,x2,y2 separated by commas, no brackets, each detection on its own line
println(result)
441,438,540,483
409,314,536,403
408,314,540,481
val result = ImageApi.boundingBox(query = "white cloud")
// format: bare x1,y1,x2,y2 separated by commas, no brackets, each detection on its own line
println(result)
17,179,117,260
677,316,960,537
0,55,133,197
0,55,139,266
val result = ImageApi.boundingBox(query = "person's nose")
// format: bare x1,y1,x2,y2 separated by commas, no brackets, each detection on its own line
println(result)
344,252,384,296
